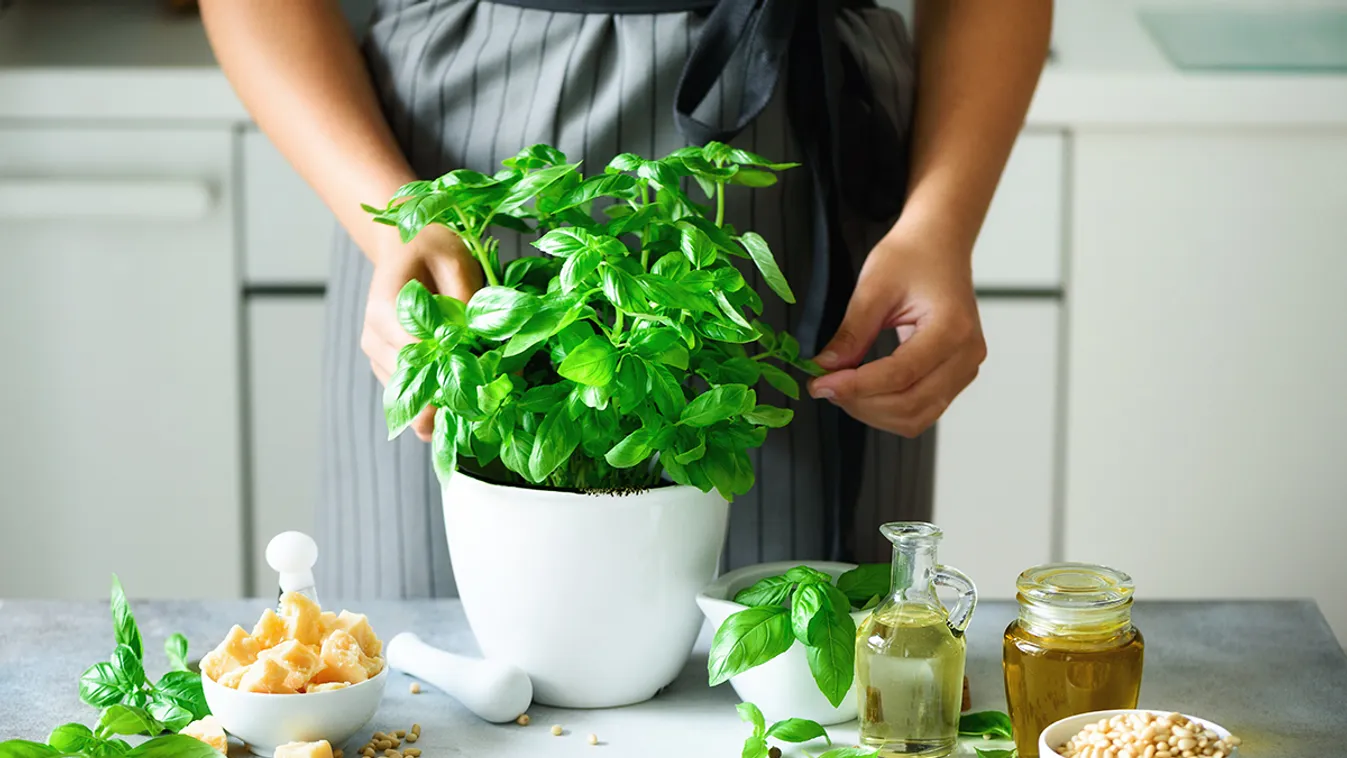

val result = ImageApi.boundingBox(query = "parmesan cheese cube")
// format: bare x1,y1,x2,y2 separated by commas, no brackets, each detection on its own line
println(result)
237,657,297,694
319,610,340,637
252,608,288,650
257,639,326,691
334,610,383,658
274,740,333,758
200,625,260,682
305,682,350,693
309,629,370,685
180,715,227,754
280,592,324,646
216,667,247,689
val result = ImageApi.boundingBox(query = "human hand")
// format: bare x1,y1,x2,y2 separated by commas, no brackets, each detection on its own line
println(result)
807,230,986,437
362,224,483,442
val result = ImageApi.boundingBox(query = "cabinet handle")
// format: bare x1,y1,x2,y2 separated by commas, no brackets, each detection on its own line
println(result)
0,178,215,220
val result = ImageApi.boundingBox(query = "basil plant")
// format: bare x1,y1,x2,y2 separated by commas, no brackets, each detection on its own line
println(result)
363,142,822,499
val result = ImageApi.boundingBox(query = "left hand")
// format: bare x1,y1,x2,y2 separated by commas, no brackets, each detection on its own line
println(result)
807,230,986,437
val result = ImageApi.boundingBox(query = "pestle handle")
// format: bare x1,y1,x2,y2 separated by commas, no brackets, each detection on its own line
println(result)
386,632,533,724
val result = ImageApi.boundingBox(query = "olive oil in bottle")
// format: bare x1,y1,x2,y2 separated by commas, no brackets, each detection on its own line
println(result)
856,523,977,758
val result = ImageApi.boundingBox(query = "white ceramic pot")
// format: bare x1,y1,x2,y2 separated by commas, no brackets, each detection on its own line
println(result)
696,561,870,726
442,471,729,708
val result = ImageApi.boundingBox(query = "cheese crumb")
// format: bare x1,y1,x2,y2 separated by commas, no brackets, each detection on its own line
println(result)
274,740,334,758
180,715,227,754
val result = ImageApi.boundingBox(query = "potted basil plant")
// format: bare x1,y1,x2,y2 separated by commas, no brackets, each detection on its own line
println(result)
363,142,820,708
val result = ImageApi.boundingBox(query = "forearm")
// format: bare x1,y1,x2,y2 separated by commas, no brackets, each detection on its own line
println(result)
893,0,1053,256
200,0,413,263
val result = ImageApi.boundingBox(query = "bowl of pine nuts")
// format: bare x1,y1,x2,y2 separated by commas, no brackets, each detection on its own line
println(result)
1040,709,1241,758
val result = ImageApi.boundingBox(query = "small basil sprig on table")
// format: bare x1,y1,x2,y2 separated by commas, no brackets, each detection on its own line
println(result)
737,703,834,758
366,141,823,498
710,563,886,708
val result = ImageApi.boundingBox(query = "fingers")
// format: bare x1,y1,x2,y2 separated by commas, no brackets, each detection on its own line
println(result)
834,356,981,438
411,406,436,443
813,277,892,371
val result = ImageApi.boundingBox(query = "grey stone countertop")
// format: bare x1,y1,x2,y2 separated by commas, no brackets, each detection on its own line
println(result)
2,598,1344,756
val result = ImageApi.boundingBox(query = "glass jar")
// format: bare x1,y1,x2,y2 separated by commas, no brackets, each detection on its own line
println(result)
1002,563,1145,758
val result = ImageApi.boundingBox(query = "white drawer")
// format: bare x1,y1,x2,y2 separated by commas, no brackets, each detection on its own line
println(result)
973,131,1065,290
242,129,336,284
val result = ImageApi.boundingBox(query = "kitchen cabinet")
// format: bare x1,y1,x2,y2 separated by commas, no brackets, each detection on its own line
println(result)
933,299,1061,600
972,130,1066,290
1066,131,1347,641
241,128,336,286
0,126,243,600
245,298,327,596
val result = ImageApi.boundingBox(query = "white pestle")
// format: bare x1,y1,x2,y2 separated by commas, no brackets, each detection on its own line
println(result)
265,531,320,607
386,632,533,723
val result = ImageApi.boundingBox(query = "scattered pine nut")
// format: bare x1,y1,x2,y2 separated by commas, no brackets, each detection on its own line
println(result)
404,734,418,743
409,682,421,694
587,734,598,746
404,751,421,758
376,740,393,750
395,730,407,739
389,738,401,748
385,751,401,758
372,733,387,741
411,724,421,736
551,725,564,736
516,714,531,726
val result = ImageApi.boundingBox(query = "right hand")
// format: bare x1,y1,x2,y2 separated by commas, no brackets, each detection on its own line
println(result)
362,224,483,442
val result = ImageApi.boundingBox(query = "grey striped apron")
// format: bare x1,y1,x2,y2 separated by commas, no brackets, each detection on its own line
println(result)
318,0,934,599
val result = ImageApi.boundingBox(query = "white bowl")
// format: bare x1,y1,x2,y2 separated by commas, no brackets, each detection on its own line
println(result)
1039,709,1237,758
202,667,387,756
696,561,871,726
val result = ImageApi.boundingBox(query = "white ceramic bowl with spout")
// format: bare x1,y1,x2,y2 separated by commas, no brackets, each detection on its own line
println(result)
697,560,871,725
201,667,387,756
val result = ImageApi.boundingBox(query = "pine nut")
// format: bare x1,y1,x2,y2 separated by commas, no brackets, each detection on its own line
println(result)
409,682,421,694
405,751,421,758
395,731,406,739
587,734,599,746
516,714,531,726
404,734,418,743
551,725,564,736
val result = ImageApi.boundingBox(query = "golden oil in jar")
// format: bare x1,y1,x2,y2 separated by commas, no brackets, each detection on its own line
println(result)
1002,563,1144,758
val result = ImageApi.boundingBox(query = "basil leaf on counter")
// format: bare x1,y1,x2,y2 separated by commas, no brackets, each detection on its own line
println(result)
708,607,794,686
959,711,1015,740
108,577,142,662
96,705,163,737
765,717,831,745
79,662,127,708
816,748,879,758
124,735,224,758
153,671,209,721
975,750,1019,758
163,635,189,674
737,702,766,739
0,741,61,758
110,645,146,692
47,724,101,754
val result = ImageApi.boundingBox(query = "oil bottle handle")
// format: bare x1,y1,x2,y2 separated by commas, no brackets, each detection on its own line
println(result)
934,565,978,637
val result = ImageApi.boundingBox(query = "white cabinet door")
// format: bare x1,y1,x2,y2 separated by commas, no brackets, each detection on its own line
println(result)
933,299,1060,599
246,298,327,596
0,127,242,599
1068,132,1347,643
972,131,1065,290
242,129,336,285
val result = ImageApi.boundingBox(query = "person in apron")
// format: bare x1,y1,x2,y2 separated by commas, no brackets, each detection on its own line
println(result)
201,0,1050,599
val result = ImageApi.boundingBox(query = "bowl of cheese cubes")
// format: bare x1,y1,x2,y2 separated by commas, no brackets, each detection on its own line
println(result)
199,591,387,756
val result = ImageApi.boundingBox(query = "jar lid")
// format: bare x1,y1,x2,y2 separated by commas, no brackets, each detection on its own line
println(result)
1016,562,1134,610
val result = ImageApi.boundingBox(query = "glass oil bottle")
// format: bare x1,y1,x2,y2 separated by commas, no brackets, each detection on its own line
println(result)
856,522,978,758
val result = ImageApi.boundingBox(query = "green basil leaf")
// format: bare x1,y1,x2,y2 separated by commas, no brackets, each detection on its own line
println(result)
557,173,639,209
792,358,827,378
792,583,827,644
80,662,127,707
109,576,143,662
672,433,706,465
438,168,499,188
396,279,439,339
607,153,644,172
558,336,618,387
680,384,749,427
442,352,485,416
504,143,568,170
680,215,744,257
816,748,880,758
702,141,732,164
758,363,799,400
111,644,146,692
637,160,680,188
500,429,536,482
477,374,514,415
48,723,100,754
743,404,793,428
627,327,681,356
737,701,766,739
504,297,581,357
432,408,459,483
697,318,760,344
383,360,436,440
647,363,687,416
518,383,572,412
96,705,163,737
805,610,856,709
707,607,794,686
738,232,795,304
766,718,831,745
639,274,716,314
163,634,189,673
533,227,595,258
714,290,755,331
601,264,647,312
741,736,769,758
498,162,579,213
861,594,883,611
678,269,716,293
726,148,800,171
729,168,778,187
124,735,224,758
702,444,755,499
529,405,580,481
974,749,1018,758
560,248,601,292
959,711,1015,740
678,224,718,268
733,574,795,607
0,741,61,758
613,357,649,413
153,671,209,720
146,697,193,733
714,266,746,292
656,345,690,370
778,332,801,361
466,286,540,339
785,566,833,585
577,383,611,411
836,563,890,608
604,428,653,469
650,250,691,279
677,153,740,181
503,256,553,288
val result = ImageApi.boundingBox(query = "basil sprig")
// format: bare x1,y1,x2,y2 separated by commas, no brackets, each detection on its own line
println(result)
710,564,887,708
364,142,822,498
733,702,1018,758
